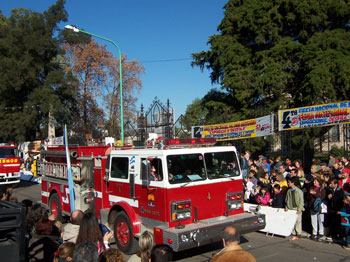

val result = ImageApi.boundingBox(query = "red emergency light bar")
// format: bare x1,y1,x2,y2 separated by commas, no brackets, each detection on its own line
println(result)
163,138,216,146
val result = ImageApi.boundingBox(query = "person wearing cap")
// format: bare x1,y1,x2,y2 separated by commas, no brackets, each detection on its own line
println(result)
262,156,271,175
339,168,350,193
337,192,350,250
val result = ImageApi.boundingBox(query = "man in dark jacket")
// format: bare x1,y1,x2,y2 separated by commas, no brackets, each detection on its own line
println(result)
327,179,344,239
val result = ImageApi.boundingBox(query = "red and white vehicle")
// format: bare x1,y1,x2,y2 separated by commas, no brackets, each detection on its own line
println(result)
0,143,21,185
39,138,265,254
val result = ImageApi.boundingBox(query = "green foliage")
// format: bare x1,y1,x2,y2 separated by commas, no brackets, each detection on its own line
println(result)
191,0,350,153
182,97,208,130
330,145,348,158
0,0,75,142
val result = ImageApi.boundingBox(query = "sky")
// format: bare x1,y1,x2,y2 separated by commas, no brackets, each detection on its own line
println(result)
1,0,226,119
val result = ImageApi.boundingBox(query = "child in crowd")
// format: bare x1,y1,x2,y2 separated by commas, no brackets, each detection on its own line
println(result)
270,168,278,184
99,248,125,262
275,173,288,196
256,186,270,206
269,184,285,208
54,242,75,262
244,177,256,202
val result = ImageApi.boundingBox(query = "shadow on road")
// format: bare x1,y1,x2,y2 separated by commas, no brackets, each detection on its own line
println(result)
17,180,39,188
172,236,250,261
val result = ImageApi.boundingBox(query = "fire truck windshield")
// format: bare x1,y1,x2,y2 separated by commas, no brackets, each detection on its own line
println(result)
167,151,240,184
0,148,16,158
204,151,240,179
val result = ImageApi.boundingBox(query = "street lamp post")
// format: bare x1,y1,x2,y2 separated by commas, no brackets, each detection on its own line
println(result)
65,25,124,143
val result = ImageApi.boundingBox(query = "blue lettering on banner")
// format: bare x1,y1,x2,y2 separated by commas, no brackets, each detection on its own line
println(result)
298,103,340,114
340,102,349,108
300,118,328,126
204,129,255,139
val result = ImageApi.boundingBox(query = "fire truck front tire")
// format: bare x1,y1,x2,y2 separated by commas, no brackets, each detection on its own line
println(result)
49,193,63,222
114,211,138,255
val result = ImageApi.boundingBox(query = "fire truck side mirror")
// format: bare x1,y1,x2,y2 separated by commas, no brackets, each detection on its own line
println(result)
141,160,151,181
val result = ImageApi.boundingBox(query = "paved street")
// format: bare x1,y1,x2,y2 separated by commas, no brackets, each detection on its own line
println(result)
12,181,350,262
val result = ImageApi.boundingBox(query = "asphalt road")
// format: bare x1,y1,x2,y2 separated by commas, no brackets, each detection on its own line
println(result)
11,181,350,262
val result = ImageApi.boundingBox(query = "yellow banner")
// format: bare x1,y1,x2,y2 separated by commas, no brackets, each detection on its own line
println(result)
192,115,274,141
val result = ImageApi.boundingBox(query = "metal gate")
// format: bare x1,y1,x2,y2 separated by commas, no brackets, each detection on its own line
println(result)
124,97,190,144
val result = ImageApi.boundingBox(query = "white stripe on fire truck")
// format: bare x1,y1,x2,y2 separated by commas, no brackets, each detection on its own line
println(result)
3,164,20,167
95,191,102,198
41,191,49,197
62,188,70,204
109,195,139,208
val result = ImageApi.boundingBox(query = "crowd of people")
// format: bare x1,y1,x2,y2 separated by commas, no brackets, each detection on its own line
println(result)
241,151,350,248
8,150,350,261
22,203,175,262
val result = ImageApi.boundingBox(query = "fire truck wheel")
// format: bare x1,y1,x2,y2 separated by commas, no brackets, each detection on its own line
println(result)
114,211,138,255
49,193,62,222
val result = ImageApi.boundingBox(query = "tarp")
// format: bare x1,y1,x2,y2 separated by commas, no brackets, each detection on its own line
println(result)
244,203,298,237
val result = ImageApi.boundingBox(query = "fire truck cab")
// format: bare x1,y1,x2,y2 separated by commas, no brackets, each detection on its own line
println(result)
39,139,265,254
0,143,21,185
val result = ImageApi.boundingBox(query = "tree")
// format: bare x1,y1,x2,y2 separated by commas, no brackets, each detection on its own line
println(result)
63,37,145,141
182,90,234,130
104,56,144,138
63,39,113,139
192,0,350,156
0,0,76,142
182,98,208,130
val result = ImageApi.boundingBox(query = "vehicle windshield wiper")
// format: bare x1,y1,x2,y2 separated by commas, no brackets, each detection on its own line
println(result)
180,181,191,187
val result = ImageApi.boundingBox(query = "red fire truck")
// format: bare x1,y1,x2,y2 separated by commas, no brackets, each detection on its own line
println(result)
0,143,21,185
38,138,265,254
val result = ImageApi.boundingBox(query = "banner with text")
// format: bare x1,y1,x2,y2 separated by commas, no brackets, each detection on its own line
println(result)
278,101,350,131
192,114,274,141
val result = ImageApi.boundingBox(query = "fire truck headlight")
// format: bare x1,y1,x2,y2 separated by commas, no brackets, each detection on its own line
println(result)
177,213,185,219
230,203,237,209
180,234,189,243
185,212,191,218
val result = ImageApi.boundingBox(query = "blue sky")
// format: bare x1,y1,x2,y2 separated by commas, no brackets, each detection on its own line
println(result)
1,0,226,118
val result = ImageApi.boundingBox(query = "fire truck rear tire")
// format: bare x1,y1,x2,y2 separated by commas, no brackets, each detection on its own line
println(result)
114,211,138,255
49,193,63,222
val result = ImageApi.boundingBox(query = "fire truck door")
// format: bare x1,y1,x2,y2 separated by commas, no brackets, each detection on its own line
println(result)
106,156,133,206
138,158,166,221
